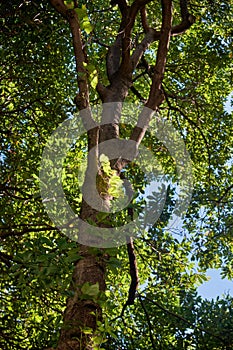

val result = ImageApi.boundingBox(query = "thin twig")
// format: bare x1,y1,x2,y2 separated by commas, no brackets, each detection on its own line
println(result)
142,294,226,342
139,294,156,349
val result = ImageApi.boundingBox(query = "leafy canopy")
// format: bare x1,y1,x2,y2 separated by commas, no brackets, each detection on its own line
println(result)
0,0,232,349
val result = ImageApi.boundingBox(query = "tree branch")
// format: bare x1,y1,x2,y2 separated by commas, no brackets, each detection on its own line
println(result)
0,226,58,239
111,0,128,14
130,85,147,102
131,28,160,71
66,9,89,110
217,184,233,204
171,0,196,35
129,0,173,146
50,1,100,153
138,295,156,349
106,1,128,82
132,0,196,70
107,34,124,83
142,294,226,342
164,95,212,175
49,0,67,18
126,235,139,305
118,176,139,316
146,0,172,109
140,6,150,33
120,0,151,74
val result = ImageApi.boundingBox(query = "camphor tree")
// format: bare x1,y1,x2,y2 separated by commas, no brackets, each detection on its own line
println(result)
0,0,233,349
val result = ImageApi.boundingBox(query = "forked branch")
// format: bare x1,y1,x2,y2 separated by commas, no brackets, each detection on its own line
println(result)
172,0,196,35
129,0,173,146
132,0,195,70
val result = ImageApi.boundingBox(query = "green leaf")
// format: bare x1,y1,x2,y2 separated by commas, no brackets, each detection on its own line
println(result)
81,282,100,298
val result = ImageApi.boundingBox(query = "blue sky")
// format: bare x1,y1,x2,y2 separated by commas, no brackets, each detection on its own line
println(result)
198,268,233,300
225,92,233,112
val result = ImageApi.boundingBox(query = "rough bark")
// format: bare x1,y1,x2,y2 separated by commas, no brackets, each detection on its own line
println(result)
55,245,107,350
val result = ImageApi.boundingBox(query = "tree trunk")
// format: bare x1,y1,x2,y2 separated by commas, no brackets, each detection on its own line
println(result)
46,0,196,348
56,241,107,350
53,103,121,350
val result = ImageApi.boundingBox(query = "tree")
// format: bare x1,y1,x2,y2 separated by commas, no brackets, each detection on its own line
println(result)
0,0,232,349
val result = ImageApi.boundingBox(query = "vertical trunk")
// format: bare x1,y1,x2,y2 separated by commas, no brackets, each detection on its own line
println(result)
56,240,107,350
54,101,122,350
55,200,111,350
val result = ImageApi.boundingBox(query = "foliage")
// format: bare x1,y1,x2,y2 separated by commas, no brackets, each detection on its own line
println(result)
0,0,232,349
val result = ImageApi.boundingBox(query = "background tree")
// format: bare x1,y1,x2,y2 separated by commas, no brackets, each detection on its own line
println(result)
0,0,232,349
